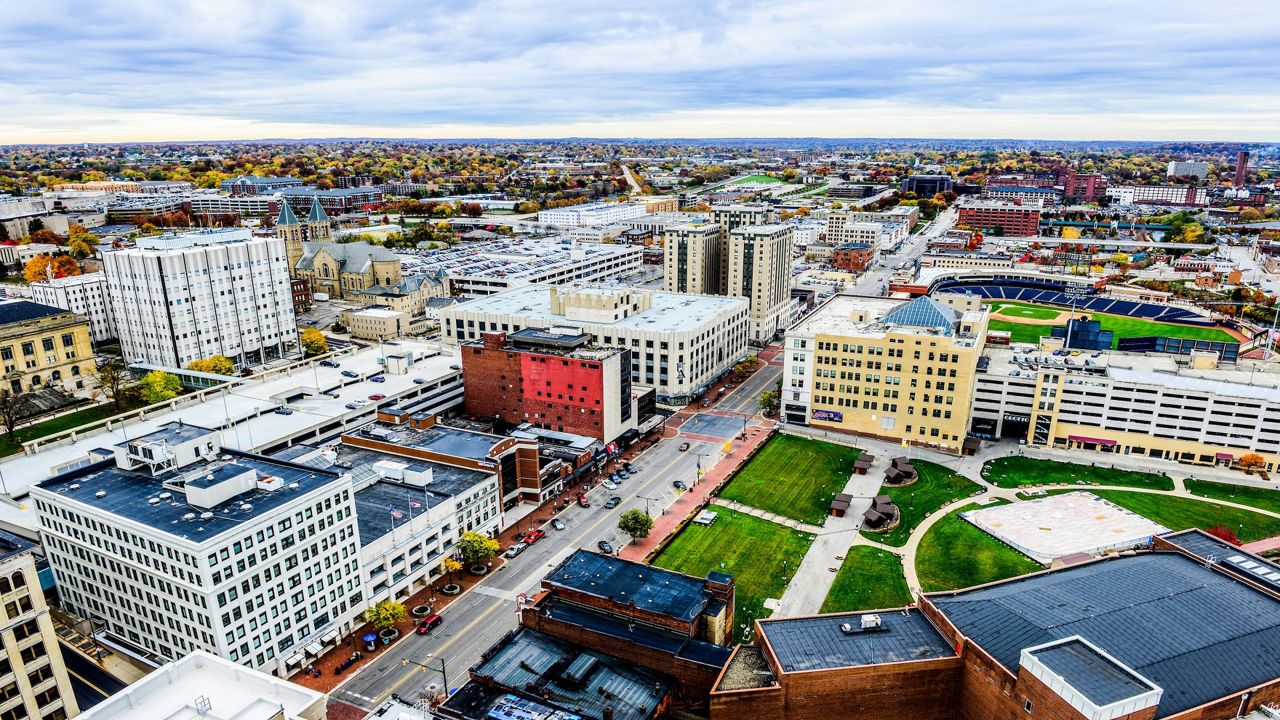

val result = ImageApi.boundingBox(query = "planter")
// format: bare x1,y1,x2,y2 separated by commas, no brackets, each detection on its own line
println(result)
378,628,399,644
469,564,489,576
441,584,462,596
411,605,433,618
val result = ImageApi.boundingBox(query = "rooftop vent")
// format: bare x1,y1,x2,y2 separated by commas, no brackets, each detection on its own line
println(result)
199,512,214,521
69,483,80,491
839,623,854,635
95,490,107,499
239,503,252,512
159,492,172,500
288,482,300,490
148,498,161,505
183,513,197,521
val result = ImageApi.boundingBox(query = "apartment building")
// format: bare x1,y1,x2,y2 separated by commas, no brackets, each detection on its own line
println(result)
411,239,641,298
103,228,298,368
536,202,648,226
1060,169,1108,202
220,176,303,196
726,224,795,344
972,346,1280,472
0,301,95,394
441,285,749,404
0,531,78,720
1166,160,1209,178
710,204,772,234
30,272,116,343
663,222,724,294
980,186,1060,207
832,243,875,272
782,295,989,453
1105,185,1208,207
31,422,366,676
957,202,1042,237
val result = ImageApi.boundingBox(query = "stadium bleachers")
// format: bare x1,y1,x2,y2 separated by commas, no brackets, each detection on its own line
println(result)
934,281,1215,326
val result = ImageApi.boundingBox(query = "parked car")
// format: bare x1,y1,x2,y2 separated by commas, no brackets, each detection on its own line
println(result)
503,542,527,559
413,377,428,385
597,540,615,555
604,496,621,509
449,364,461,370
368,393,386,401
369,376,385,383
524,529,546,544
345,400,368,410
551,519,565,531
341,370,359,378
617,469,630,480
609,472,621,483
602,480,618,490
577,494,591,508
678,442,690,451
319,360,340,368
623,461,637,473
672,480,689,491
273,407,294,415
415,614,443,634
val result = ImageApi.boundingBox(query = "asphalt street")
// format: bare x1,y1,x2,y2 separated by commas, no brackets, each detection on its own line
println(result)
332,429,720,710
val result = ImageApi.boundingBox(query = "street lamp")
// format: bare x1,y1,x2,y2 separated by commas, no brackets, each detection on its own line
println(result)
401,654,449,696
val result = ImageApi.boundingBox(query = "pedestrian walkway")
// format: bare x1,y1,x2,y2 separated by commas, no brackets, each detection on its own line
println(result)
1243,536,1280,555
711,498,822,533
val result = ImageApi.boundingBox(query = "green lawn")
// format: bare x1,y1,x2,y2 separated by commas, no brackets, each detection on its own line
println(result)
863,461,983,546
719,434,860,526
986,301,1064,320
916,501,1043,592
0,399,143,458
1186,479,1280,515
731,174,784,185
986,318,1055,344
982,456,1174,491
1092,490,1280,543
820,546,912,613
985,308,1236,348
653,507,812,641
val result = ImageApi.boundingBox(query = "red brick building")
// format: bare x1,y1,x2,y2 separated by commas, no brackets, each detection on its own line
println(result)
1061,169,1109,202
957,203,1042,237
461,328,636,443
832,243,876,272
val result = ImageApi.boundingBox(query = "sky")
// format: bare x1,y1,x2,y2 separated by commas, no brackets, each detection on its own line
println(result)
1,0,1277,144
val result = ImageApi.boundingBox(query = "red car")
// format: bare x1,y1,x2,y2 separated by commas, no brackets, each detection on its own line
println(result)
368,393,386,401
524,529,546,544
415,614,442,634
577,494,591,508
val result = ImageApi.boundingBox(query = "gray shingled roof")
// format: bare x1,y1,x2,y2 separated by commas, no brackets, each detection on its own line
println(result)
0,300,71,326
1027,638,1157,706
932,553,1280,717
296,242,398,273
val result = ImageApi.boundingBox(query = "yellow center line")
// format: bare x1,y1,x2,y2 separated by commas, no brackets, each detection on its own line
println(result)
370,444,698,704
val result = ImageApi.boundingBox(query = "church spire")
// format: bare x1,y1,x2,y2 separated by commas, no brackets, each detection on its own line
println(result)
307,196,329,223
276,199,299,226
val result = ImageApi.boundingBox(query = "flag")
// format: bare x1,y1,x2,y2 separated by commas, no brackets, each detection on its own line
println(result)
409,500,422,509
390,509,404,520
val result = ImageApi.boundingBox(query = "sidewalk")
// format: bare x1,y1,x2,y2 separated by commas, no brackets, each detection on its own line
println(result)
712,498,821,533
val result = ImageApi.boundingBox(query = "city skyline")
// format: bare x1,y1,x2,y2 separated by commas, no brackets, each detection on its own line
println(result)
1,0,1277,144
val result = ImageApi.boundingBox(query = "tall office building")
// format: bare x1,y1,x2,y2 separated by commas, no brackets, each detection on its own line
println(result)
725,224,794,344
103,228,298,368
0,531,79,720
663,222,724,295
1235,150,1250,188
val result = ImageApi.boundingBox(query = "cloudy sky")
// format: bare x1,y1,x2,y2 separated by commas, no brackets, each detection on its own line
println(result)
1,0,1276,143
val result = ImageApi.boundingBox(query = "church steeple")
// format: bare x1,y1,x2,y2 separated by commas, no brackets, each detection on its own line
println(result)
275,200,304,276
276,199,300,227
305,196,332,243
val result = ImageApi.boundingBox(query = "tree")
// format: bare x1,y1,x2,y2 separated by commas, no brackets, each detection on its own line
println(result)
457,531,499,565
27,229,62,245
617,509,653,542
759,390,778,410
139,370,182,404
187,355,235,375
300,328,329,356
1205,525,1241,546
442,557,462,579
0,223,8,243
363,599,406,630
1239,453,1266,472
26,218,43,234
24,255,81,283
91,358,132,409
0,390,33,441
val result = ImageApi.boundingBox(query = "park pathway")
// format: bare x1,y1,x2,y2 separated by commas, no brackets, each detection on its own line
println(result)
710,499,822,533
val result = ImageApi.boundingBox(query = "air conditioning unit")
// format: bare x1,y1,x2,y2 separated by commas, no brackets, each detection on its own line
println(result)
861,613,882,630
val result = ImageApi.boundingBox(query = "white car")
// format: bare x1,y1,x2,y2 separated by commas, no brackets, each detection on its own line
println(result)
602,480,619,490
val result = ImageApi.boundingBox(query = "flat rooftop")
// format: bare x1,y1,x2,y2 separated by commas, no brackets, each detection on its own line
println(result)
399,238,638,282
398,423,505,462
545,549,713,624
1026,637,1158,707
447,284,748,333
759,610,955,673
536,597,732,669
930,552,1280,717
35,451,342,543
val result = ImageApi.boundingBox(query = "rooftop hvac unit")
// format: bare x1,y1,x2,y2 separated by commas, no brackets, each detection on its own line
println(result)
148,498,160,505
158,492,172,500
839,623,854,635
861,613,882,630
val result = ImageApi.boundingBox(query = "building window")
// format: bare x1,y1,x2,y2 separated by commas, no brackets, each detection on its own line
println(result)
1024,700,1032,713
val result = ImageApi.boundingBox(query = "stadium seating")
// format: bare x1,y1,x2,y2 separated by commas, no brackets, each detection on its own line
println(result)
934,282,1216,326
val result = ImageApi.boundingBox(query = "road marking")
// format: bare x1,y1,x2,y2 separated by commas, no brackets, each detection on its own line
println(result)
472,586,514,600
369,440,700,706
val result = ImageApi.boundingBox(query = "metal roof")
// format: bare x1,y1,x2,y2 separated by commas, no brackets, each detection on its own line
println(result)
932,553,1280,717
537,597,731,669
0,300,71,326
1027,638,1157,706
545,550,713,624
760,611,954,672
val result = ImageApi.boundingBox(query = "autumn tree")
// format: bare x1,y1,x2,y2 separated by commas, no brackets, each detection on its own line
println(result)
187,355,235,375
24,255,81,283
457,531,499,565
1239,453,1266,472
1205,525,1241,546
364,599,406,630
91,358,133,409
617,509,653,542
300,328,328,356
27,229,62,245
139,370,182,404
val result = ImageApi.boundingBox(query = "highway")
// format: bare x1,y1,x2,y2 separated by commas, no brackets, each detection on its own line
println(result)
332,427,722,710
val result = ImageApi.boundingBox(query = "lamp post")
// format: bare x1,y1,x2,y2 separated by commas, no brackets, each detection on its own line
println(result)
401,654,449,696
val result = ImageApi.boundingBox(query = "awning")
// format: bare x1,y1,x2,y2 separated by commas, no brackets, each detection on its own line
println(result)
285,653,305,667
1068,435,1116,446
1216,452,1234,460
320,629,340,644
304,642,324,656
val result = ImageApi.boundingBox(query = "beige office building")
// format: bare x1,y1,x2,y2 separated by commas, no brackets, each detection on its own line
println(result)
0,531,79,720
726,224,795,344
783,294,989,453
663,223,724,295
710,204,772,234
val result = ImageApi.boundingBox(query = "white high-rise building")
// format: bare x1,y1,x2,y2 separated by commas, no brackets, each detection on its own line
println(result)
31,422,366,676
1167,160,1209,179
30,271,117,343
103,228,298,368
726,224,795,344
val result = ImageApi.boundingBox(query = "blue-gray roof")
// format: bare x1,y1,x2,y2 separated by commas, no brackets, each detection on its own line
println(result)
401,425,504,463
760,611,955,672
546,550,714,624
114,421,217,449
307,196,329,223
0,300,72,326
1161,529,1280,597
276,200,299,226
881,295,959,334
1028,638,1157,707
932,553,1280,717
537,597,732,669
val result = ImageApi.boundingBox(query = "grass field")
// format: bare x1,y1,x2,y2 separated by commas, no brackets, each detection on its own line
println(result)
820,546,912,614
987,301,1064,320
0,400,144,458
720,434,860,526
653,507,812,641
863,461,983,546
1092,490,1280,543
916,501,1043,592
982,456,1175,491
1186,479,1280,515
731,174,784,184
984,303,1236,348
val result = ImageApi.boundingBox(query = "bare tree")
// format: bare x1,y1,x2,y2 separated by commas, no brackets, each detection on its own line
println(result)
0,390,33,441
91,359,131,409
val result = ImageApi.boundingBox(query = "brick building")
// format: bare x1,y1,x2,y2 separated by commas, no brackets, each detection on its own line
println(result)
957,202,1042,237
711,532,1280,720
832,242,876,272
1061,169,1109,202
461,328,638,444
